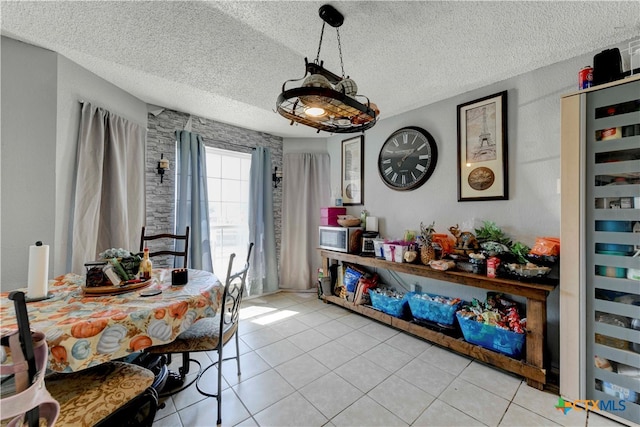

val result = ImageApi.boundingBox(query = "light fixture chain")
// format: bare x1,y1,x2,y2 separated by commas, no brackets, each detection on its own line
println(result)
336,28,345,78
315,22,326,64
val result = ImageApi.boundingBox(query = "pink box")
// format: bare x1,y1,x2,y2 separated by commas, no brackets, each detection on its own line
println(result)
320,216,340,226
321,207,346,217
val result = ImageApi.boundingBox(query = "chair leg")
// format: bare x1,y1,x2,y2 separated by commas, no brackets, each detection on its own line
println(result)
160,352,202,398
235,332,241,376
217,348,223,425
179,352,190,378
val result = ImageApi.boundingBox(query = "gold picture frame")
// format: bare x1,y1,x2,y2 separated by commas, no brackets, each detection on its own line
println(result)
341,135,364,205
457,91,508,201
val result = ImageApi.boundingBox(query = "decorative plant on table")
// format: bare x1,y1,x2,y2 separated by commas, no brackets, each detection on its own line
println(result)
98,248,142,281
510,241,532,265
419,221,436,265
474,220,512,256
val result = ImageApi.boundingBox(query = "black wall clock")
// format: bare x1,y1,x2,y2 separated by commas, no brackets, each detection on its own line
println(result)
377,126,438,191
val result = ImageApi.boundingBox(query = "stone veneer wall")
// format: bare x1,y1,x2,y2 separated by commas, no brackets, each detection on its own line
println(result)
145,108,283,269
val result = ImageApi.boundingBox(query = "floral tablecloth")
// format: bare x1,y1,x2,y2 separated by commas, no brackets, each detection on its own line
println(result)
0,269,222,373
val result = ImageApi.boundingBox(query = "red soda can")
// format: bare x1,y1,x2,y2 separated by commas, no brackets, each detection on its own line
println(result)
579,66,593,90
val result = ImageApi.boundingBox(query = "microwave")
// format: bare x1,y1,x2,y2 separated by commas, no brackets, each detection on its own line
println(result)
319,226,362,253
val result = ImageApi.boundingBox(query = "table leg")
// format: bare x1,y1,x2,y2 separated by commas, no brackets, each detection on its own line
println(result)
526,298,547,390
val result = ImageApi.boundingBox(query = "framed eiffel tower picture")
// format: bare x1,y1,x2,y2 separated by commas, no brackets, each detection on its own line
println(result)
457,91,508,201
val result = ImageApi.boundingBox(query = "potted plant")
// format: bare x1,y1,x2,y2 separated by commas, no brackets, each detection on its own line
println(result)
474,221,512,256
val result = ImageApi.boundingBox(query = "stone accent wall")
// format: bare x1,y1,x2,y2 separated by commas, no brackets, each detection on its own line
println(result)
145,108,283,268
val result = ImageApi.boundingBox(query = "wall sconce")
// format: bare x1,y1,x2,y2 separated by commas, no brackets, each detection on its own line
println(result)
272,167,283,189
157,153,170,183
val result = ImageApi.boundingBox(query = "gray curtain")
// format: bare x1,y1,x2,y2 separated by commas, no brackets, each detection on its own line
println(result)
175,130,213,272
280,153,331,290
70,102,146,273
247,147,279,295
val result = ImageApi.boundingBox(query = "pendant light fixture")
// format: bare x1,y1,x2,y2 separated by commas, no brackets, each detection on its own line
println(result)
276,4,379,133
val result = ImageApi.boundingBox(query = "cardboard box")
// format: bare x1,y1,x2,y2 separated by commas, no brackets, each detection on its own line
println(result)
320,207,346,227
321,207,347,217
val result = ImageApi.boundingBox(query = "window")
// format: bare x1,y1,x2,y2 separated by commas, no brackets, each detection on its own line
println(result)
205,147,251,279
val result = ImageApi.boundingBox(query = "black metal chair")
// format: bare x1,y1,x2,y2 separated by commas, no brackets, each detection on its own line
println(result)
145,243,253,424
139,226,190,268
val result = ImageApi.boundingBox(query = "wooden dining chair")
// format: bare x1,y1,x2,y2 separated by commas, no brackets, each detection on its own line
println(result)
146,243,253,424
1,292,159,427
139,226,190,268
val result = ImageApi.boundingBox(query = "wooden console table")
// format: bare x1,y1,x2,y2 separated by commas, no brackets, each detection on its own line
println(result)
320,249,557,390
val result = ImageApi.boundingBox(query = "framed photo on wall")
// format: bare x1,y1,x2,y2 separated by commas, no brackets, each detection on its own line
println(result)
341,135,364,205
457,90,508,201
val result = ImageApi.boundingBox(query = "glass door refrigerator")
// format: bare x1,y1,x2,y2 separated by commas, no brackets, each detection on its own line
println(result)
560,75,640,426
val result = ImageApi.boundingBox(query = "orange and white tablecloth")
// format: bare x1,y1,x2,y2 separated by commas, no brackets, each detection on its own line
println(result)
0,269,222,373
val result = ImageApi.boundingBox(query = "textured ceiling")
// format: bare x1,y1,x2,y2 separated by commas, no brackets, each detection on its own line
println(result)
2,1,639,138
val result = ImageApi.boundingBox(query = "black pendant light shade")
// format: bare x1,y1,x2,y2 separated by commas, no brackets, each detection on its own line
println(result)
276,5,379,133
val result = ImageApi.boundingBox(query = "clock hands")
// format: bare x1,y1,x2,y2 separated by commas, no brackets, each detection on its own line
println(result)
400,149,415,163
394,149,416,167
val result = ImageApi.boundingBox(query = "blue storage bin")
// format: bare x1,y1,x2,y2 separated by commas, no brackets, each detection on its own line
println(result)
407,292,461,326
595,220,632,232
456,312,525,358
596,243,633,254
369,289,407,317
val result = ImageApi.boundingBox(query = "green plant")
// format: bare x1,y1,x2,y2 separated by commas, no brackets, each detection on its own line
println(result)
474,221,512,245
511,241,531,264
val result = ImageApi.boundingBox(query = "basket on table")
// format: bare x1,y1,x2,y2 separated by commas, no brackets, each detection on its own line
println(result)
337,215,361,227
456,311,525,358
407,292,462,326
369,288,408,318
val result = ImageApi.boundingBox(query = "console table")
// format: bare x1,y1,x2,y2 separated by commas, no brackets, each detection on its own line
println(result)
320,249,557,390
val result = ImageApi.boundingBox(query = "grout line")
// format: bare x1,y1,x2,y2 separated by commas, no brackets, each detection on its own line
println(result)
157,293,595,427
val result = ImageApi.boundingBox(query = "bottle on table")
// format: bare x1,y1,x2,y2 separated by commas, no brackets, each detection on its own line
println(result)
139,247,153,280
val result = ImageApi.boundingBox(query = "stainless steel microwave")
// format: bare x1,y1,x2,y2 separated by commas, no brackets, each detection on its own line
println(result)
318,226,362,253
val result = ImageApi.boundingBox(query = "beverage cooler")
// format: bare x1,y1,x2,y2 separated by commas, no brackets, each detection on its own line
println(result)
560,75,640,425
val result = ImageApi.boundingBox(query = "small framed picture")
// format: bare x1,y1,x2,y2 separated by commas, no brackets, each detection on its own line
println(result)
341,135,364,205
457,91,508,201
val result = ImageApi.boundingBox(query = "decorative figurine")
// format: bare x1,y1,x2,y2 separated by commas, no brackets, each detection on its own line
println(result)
448,224,480,255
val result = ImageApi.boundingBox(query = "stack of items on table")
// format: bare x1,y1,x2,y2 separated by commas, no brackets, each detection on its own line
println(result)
367,220,560,284
338,264,379,305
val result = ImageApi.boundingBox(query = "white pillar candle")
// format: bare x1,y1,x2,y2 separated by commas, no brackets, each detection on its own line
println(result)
366,216,378,232
27,242,49,299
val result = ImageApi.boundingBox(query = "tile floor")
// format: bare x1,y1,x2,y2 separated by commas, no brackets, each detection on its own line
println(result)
151,292,631,427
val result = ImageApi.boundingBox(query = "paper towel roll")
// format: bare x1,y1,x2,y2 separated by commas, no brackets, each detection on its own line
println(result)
27,242,49,299
366,216,378,232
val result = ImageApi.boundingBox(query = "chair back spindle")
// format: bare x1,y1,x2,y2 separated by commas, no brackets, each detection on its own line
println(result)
140,226,190,268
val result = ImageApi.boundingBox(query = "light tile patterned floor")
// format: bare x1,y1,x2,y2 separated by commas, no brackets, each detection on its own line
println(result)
152,292,631,427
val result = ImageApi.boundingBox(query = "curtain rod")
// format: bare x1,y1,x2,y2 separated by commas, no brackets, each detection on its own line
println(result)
77,99,148,130
199,137,260,152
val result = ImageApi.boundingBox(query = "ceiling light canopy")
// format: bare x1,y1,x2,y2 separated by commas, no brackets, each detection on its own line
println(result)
276,4,379,134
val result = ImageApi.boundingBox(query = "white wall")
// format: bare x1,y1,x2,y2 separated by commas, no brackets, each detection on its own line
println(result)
1,37,57,289
283,137,328,154
284,44,634,371
324,67,574,244
1,36,147,290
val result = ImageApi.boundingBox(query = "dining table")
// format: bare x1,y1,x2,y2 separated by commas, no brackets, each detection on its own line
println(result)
0,268,222,373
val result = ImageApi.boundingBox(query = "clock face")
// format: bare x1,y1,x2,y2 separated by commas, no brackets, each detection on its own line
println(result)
378,127,438,191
